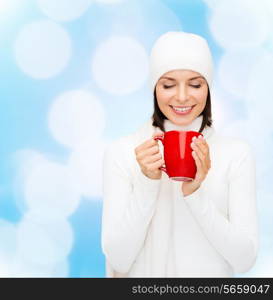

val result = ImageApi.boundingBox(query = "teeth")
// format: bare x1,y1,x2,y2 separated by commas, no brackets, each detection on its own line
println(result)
172,106,192,112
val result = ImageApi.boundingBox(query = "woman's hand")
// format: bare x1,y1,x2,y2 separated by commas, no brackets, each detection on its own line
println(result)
182,135,211,196
135,132,165,180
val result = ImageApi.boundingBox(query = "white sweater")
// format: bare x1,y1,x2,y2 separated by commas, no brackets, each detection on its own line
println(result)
101,116,259,277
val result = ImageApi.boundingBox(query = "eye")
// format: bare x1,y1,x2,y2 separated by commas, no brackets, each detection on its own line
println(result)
190,84,201,88
163,85,174,89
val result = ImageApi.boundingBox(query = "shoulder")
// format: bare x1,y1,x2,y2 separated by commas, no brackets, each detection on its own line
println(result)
211,131,255,161
207,130,256,181
211,129,253,152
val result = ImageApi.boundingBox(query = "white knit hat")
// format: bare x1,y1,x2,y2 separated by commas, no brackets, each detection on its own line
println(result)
149,31,214,91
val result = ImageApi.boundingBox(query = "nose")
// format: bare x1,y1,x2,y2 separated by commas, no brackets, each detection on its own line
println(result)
175,84,189,104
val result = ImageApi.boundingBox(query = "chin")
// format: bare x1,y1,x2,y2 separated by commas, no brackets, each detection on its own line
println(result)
168,115,195,126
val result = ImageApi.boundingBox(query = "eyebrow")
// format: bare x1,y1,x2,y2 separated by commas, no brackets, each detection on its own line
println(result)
160,76,205,81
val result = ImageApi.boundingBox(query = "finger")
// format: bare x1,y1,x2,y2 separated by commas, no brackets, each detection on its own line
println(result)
202,140,211,168
192,143,206,162
192,146,208,172
191,141,206,158
195,143,211,169
192,135,208,147
192,137,208,156
142,152,163,164
192,150,207,183
135,137,160,153
146,158,165,171
192,150,203,172
137,145,160,160
199,136,210,155
191,137,211,169
200,141,211,169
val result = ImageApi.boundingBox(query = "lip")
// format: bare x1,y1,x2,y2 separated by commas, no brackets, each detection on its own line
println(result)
170,105,195,115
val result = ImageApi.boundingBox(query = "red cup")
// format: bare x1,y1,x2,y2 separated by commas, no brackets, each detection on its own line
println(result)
154,130,203,181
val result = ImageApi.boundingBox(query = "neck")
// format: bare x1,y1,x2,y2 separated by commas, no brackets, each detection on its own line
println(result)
149,115,215,139
163,116,204,132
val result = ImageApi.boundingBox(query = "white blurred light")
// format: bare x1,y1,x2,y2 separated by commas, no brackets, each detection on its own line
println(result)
85,0,182,58
96,0,124,3
0,258,11,277
258,164,273,192
24,159,81,219
238,190,273,277
221,118,271,146
11,256,69,277
14,20,72,79
217,49,267,99
68,139,108,199
51,259,70,277
48,90,106,148
0,0,10,12
0,0,27,14
246,51,273,123
11,255,70,277
0,0,23,12
257,190,273,229
0,220,17,276
0,219,17,256
252,253,273,277
201,0,222,10
262,2,273,31
240,52,273,182
16,214,74,266
221,120,247,140
209,0,270,49
209,87,232,131
37,0,92,22
12,149,49,213
265,0,273,17
91,35,149,95
13,149,48,181
221,118,273,182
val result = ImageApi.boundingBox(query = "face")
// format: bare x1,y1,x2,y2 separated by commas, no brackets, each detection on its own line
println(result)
155,69,208,126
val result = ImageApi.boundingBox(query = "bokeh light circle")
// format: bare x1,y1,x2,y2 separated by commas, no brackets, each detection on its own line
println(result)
91,35,149,95
14,20,72,79
209,0,270,49
38,0,92,22
48,90,106,148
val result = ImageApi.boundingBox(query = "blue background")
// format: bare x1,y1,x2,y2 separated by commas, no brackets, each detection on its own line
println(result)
0,0,272,277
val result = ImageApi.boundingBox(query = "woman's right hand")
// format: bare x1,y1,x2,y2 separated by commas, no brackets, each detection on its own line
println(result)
134,132,165,180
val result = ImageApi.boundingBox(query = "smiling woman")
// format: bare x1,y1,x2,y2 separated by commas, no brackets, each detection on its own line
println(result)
102,31,258,278
153,69,212,133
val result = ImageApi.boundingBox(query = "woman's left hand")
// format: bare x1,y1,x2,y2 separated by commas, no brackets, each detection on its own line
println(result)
182,135,211,197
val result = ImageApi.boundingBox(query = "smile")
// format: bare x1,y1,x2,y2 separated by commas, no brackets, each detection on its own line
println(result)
170,105,195,115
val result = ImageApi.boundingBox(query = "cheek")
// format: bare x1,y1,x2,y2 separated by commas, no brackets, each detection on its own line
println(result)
156,89,173,106
157,98,170,114
193,89,207,105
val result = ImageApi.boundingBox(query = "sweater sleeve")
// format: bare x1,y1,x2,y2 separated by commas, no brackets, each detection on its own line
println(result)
101,140,161,274
182,142,259,274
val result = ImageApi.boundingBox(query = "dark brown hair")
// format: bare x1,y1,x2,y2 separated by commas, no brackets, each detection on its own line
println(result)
152,87,213,133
